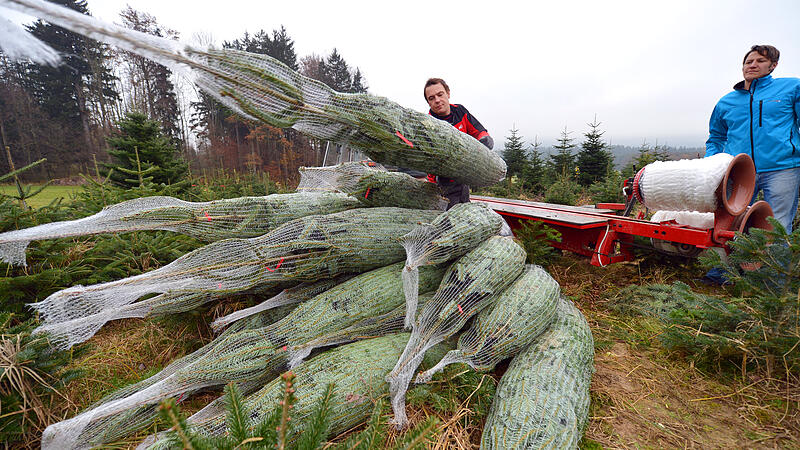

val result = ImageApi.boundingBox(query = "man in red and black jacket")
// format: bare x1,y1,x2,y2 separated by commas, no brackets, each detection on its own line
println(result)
424,77,494,209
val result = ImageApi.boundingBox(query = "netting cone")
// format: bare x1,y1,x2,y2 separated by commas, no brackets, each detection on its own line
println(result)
416,264,560,383
0,0,506,187
400,202,505,329
481,296,594,449
387,236,526,428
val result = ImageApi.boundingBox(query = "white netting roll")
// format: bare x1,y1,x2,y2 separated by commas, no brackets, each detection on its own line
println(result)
31,207,442,349
41,263,445,449
0,192,359,267
416,265,560,382
481,296,594,449
638,153,733,212
297,162,447,210
400,202,505,328
650,210,715,229
0,0,506,187
387,236,526,428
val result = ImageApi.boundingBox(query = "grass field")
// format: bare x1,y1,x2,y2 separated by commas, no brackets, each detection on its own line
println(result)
0,184,82,208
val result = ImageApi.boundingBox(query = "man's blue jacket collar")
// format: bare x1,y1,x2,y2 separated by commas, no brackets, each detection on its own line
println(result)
733,74,774,91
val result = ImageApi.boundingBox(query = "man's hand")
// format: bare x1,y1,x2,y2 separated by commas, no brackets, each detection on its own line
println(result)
479,135,494,150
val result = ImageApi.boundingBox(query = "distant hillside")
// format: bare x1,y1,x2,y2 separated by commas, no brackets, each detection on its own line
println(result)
537,145,705,168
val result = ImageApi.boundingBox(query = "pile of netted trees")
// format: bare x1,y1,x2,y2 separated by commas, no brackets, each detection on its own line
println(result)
3,163,594,449
0,2,595,447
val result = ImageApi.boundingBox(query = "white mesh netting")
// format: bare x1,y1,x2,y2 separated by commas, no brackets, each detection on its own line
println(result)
32,207,441,349
40,263,445,449
481,296,595,449
297,162,447,210
400,202,506,328
0,12,61,65
143,334,455,448
638,153,733,212
0,0,506,187
416,264,560,382
0,193,359,267
650,210,715,229
387,236,526,428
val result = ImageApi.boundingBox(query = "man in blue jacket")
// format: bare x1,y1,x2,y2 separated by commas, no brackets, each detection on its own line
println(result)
706,44,800,232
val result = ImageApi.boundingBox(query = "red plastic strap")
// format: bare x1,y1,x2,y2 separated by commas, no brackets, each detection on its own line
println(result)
266,257,285,272
395,131,414,148
204,211,212,221
457,304,463,314
365,188,371,199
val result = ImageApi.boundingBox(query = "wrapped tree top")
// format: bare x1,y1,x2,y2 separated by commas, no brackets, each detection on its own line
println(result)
0,0,507,187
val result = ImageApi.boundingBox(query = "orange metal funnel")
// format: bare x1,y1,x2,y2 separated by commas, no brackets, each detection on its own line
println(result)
733,200,774,234
718,154,756,216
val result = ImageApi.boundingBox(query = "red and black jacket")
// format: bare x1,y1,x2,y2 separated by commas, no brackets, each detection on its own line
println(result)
428,104,489,184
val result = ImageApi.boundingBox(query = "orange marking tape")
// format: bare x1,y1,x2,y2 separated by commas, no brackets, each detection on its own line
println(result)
457,304,463,314
266,257,285,272
395,131,414,147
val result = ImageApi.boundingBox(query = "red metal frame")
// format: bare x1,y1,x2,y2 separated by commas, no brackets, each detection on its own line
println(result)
472,196,735,267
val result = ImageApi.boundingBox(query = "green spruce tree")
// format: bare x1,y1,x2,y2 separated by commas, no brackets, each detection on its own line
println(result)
502,126,528,179
576,117,613,186
104,112,188,188
548,126,577,179
521,136,546,193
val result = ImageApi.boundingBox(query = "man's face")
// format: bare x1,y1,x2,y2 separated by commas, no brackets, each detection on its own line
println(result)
425,83,451,116
742,51,776,82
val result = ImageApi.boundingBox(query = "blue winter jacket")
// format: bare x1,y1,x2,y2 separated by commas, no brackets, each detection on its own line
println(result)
705,74,800,173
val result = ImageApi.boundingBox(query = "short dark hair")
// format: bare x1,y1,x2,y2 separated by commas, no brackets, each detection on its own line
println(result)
743,45,780,64
424,78,449,99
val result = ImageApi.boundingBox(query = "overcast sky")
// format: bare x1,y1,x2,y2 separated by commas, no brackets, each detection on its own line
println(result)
6,0,800,148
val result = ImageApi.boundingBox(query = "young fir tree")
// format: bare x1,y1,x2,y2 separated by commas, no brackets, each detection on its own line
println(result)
548,126,577,179
576,117,613,187
502,126,528,179
104,112,188,188
521,136,545,193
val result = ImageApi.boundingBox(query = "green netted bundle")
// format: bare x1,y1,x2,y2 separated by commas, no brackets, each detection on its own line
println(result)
0,0,506,187
289,292,435,368
31,207,442,350
0,192,359,267
481,297,594,449
297,162,446,210
401,202,506,328
44,303,299,449
416,265,560,382
40,263,445,449
168,333,454,442
388,236,526,427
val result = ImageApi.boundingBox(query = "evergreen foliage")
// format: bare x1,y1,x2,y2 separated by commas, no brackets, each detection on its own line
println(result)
512,221,562,265
104,112,188,188
544,171,580,206
520,137,546,193
548,126,577,180
588,169,624,203
612,221,800,375
501,126,529,179
621,141,671,177
576,118,613,187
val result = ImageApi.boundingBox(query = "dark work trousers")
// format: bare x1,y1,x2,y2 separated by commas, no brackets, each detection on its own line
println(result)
439,180,470,210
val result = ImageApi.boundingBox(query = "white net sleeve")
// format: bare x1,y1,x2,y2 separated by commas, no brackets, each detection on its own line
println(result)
0,193,358,267
481,296,594,449
387,236,526,428
0,0,506,187
297,162,447,210
416,265,560,383
401,202,505,328
650,210,715,229
210,275,354,332
638,153,733,212
40,262,444,449
31,207,442,349
155,333,455,445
